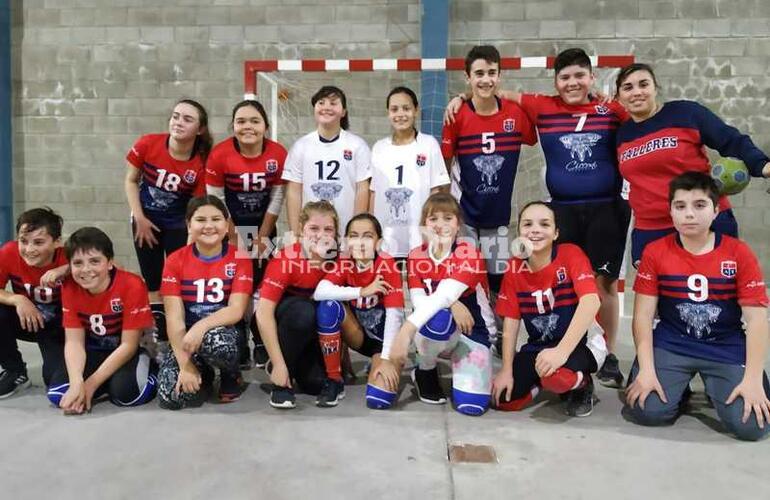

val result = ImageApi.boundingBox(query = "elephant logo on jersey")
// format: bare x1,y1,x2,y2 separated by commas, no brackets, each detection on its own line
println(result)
189,303,218,319
676,303,721,339
310,182,343,201
184,169,197,184
344,150,353,161
416,154,426,167
356,308,384,338
559,133,601,172
111,298,123,313
266,159,278,174
236,192,261,212
503,119,515,132
147,185,178,209
473,154,504,188
721,261,737,277
532,313,559,342
384,187,414,223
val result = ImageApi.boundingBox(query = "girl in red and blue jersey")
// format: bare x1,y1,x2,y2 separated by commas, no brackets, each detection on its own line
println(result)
493,201,607,417
256,201,340,410
615,63,770,264
157,196,253,409
124,99,212,340
312,213,404,408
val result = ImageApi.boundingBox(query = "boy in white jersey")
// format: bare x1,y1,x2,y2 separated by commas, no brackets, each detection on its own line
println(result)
283,86,372,236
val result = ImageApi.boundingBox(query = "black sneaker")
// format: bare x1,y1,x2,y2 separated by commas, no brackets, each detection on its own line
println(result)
0,370,30,399
566,376,595,417
411,367,447,404
316,378,346,408
152,309,168,342
597,353,624,388
218,372,245,403
253,343,269,369
270,385,296,409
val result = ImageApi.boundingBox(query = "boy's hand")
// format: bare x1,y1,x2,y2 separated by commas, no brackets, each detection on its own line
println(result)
625,369,668,410
535,347,568,378
361,275,392,298
60,382,86,415
450,302,474,335
492,367,514,407
443,95,466,125
726,378,770,428
371,359,400,392
40,269,64,288
176,364,202,395
182,325,206,354
269,361,292,389
14,295,45,332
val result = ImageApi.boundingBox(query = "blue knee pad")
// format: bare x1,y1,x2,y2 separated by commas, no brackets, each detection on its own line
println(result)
419,308,455,341
452,388,489,416
316,300,345,334
366,383,397,410
47,382,69,407
113,374,157,407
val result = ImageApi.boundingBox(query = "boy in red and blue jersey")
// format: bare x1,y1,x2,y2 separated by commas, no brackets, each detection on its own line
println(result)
625,172,770,441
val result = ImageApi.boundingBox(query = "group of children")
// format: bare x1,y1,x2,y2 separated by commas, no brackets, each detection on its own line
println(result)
1,45,769,442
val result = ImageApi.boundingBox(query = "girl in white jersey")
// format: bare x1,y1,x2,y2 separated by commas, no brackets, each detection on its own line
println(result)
370,87,451,258
283,86,372,236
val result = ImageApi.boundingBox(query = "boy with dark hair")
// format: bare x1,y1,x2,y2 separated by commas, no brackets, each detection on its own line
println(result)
446,47,630,387
48,227,156,413
624,172,769,441
0,207,69,398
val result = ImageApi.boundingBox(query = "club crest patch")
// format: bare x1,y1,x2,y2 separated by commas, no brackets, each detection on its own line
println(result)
720,261,737,277
503,119,515,132
556,267,567,283
225,263,237,278
343,149,353,161
111,298,123,313
595,105,610,115
183,169,197,184
416,154,426,167
266,159,278,173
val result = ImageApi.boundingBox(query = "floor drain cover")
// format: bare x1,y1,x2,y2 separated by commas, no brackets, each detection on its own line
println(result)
447,443,498,464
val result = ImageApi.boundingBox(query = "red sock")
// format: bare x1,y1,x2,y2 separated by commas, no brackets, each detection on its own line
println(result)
540,368,584,394
497,387,539,412
319,331,342,382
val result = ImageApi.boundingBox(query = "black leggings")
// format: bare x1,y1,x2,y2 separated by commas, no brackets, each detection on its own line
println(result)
504,342,598,401
275,296,325,395
132,220,188,292
0,304,64,386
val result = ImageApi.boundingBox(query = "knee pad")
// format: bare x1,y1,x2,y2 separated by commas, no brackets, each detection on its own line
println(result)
366,383,397,410
419,308,455,341
112,373,157,407
46,383,69,407
199,326,240,369
316,300,345,334
452,387,489,416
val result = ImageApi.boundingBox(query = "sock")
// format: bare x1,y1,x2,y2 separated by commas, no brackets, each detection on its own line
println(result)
150,302,166,341
497,387,539,412
319,330,342,382
540,368,585,394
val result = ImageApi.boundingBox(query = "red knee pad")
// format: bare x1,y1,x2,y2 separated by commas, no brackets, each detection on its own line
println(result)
496,392,533,412
540,368,582,394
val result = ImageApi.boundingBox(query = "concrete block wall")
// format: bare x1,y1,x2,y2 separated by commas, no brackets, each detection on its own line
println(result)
9,0,770,283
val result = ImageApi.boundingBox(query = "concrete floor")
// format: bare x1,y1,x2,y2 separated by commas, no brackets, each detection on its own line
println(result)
2,318,769,500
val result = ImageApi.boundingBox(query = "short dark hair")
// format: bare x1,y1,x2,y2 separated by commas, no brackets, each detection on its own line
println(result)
16,207,63,240
668,172,720,207
554,48,592,75
231,99,270,131
386,86,419,109
345,213,383,239
311,86,350,130
65,227,114,261
185,195,230,222
517,201,559,232
615,62,659,96
464,45,501,75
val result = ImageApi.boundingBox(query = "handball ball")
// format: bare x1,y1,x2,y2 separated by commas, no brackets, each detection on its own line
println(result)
711,157,750,195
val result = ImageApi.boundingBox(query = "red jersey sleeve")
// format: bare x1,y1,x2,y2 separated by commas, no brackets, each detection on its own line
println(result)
514,101,538,146
633,245,660,296
323,258,350,286
495,266,520,319
121,275,153,330
204,144,225,188
450,244,487,289
0,242,12,288
259,254,290,303
735,241,769,307
273,143,288,186
406,249,425,290
126,135,149,169
231,257,254,295
518,93,544,125
440,112,460,159
61,280,81,329
382,258,405,308
159,251,183,297
609,100,630,122
564,245,598,297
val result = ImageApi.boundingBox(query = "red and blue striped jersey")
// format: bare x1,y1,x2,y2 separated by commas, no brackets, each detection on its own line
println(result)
407,241,494,346
259,243,329,303
62,269,153,351
617,100,769,230
205,137,287,228
634,233,768,365
160,243,253,329
441,98,536,228
520,94,627,203
0,241,67,327
127,133,205,229
496,244,597,351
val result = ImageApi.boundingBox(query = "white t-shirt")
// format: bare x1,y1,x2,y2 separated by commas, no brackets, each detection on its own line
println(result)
370,132,450,257
282,129,372,232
